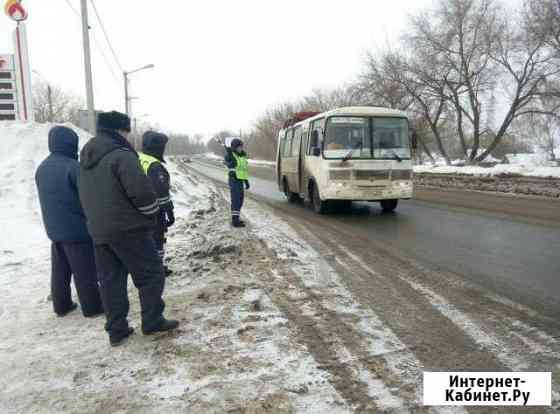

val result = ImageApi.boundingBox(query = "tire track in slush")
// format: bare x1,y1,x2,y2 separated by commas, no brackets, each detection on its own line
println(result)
184,161,552,413
187,161,465,413
283,215,554,413
242,197,465,413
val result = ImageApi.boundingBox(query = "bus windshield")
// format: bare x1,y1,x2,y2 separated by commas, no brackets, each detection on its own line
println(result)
324,116,411,160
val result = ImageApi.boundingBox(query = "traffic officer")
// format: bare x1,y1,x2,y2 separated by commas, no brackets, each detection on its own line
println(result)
138,131,175,276
225,138,250,227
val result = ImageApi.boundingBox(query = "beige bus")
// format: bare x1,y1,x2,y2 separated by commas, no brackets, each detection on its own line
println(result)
276,106,415,213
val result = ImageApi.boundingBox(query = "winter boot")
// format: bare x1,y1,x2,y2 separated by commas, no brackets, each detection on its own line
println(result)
57,302,78,317
110,327,135,347
232,217,246,228
142,318,179,335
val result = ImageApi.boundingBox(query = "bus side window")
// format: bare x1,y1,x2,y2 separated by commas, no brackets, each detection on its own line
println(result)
302,128,309,157
283,128,293,158
291,126,302,157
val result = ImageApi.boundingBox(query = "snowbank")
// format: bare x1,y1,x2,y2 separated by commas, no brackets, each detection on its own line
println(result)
0,122,90,267
0,123,348,412
414,163,560,178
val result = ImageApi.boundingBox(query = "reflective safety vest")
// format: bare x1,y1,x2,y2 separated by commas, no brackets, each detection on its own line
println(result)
138,152,159,175
232,153,249,180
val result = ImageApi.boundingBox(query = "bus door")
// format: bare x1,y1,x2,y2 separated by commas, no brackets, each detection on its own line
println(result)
286,126,300,191
298,126,309,194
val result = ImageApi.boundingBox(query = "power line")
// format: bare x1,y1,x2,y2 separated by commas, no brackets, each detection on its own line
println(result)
91,31,122,85
63,0,80,17
62,0,121,86
89,0,124,73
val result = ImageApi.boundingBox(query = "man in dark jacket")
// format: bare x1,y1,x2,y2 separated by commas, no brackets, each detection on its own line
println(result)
35,126,103,318
225,138,250,228
78,111,178,347
138,131,175,276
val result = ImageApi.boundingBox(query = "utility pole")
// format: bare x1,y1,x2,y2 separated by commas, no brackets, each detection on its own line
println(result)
124,71,129,115
80,0,96,134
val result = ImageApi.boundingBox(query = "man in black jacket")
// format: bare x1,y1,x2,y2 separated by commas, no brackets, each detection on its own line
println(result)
35,126,104,318
138,131,175,276
78,111,178,347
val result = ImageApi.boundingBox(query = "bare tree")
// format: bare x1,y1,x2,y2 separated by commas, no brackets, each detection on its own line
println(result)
475,2,559,161
405,0,502,163
33,79,83,125
525,0,560,55
365,50,454,164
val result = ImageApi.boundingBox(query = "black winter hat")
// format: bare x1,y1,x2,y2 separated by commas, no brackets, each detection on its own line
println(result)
97,111,131,132
230,138,243,150
142,131,169,162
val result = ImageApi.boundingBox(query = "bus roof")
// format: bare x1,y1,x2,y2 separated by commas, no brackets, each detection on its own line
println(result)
282,106,408,130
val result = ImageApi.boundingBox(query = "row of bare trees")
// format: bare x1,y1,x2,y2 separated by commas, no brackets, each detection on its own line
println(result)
33,79,207,156
33,79,83,125
232,0,560,164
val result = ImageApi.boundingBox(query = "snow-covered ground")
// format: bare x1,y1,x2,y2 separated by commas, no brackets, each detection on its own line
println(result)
204,152,560,178
414,163,560,178
0,123,348,413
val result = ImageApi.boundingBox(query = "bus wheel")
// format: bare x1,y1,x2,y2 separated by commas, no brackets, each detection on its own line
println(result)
380,199,398,212
283,179,300,203
311,183,328,214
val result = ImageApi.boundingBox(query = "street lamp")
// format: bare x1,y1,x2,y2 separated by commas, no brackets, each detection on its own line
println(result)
123,64,155,116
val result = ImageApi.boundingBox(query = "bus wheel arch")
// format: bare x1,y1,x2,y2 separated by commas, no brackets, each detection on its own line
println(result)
380,199,399,212
308,179,329,214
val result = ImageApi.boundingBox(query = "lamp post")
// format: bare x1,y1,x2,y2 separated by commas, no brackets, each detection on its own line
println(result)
123,64,154,116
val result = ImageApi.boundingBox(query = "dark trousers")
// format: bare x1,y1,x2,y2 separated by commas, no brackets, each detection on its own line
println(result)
229,178,245,221
154,217,166,261
51,242,103,317
94,234,165,340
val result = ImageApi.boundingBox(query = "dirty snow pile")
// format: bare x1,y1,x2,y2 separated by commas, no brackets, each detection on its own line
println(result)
414,163,560,178
0,122,90,268
0,122,348,413
415,160,560,178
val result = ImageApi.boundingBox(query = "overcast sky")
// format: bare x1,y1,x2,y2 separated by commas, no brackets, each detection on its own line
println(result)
0,0,435,138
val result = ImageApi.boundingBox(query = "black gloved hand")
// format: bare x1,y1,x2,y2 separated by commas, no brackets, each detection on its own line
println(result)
245,181,250,190
165,209,175,228
228,170,237,180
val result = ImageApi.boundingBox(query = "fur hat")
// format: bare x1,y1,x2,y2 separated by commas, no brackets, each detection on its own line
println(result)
230,138,243,150
142,131,169,162
97,111,131,132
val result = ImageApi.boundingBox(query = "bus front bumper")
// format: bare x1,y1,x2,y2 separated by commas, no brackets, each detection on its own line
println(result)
322,181,414,201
